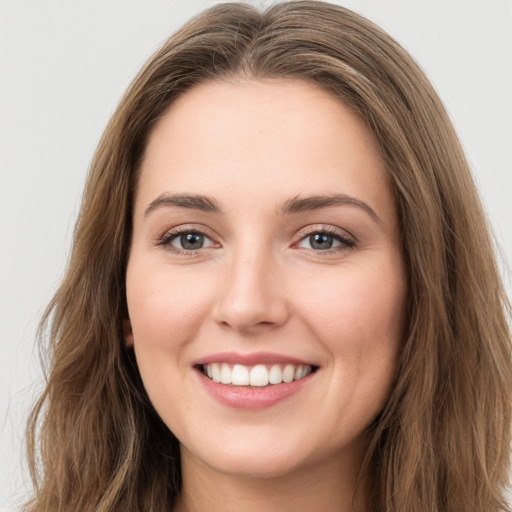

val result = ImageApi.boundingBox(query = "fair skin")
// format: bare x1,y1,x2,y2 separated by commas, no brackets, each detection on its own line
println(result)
125,78,407,512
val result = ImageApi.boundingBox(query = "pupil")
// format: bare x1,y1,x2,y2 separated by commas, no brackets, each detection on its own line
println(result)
181,233,204,250
310,233,333,250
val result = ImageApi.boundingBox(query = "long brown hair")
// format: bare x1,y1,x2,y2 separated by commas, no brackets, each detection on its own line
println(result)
26,2,512,511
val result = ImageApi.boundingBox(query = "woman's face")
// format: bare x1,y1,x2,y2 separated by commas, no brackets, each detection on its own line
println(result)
126,79,407,479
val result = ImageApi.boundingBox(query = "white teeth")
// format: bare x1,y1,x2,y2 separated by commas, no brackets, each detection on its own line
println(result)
268,364,283,384
202,362,314,386
282,364,295,383
211,363,221,383
249,364,268,386
220,363,232,384
232,364,249,385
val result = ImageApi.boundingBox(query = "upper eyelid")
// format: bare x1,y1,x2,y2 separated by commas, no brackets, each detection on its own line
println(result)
294,224,357,241
160,223,218,239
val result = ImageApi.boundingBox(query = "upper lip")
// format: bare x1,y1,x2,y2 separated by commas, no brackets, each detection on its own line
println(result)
194,351,318,367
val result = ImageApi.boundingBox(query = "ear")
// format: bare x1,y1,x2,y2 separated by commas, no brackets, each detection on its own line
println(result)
123,318,134,347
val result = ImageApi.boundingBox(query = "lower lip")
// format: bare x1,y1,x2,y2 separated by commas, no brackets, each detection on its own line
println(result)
196,369,316,410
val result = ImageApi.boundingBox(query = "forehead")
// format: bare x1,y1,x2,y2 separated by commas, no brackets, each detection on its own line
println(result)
136,78,395,223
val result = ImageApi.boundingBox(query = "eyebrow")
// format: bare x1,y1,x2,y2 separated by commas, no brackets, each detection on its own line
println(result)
144,192,379,223
144,193,221,217
279,194,380,222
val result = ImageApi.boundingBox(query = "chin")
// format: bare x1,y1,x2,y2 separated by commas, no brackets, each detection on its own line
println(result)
178,422,363,482
195,446,314,480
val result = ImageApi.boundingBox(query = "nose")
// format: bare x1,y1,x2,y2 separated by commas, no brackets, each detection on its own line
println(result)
212,249,290,334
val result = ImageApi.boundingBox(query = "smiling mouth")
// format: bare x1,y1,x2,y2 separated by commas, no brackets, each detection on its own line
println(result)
198,362,318,387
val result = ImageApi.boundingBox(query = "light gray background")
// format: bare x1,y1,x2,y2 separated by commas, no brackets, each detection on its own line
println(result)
1,1,511,510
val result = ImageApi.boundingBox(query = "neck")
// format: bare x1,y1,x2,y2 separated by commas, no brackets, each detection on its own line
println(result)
173,445,368,512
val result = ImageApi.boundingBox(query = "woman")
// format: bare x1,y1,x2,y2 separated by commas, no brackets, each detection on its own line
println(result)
25,1,512,511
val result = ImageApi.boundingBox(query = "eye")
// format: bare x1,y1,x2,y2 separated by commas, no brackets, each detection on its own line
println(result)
173,232,210,250
296,229,355,252
158,229,216,253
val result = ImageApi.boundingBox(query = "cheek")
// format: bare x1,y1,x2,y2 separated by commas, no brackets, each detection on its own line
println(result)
300,262,406,349
125,262,213,362
295,256,407,412
124,261,217,429
309,261,406,428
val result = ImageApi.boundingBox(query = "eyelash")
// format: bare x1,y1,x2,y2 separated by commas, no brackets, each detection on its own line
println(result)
156,225,356,255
